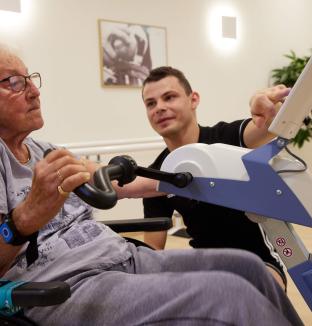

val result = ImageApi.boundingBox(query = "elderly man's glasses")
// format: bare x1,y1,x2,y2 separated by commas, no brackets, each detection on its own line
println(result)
0,72,41,92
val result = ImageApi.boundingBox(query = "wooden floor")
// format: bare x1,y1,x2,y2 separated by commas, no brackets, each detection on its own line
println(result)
122,224,312,325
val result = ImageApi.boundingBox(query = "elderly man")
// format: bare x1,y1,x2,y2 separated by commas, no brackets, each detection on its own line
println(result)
0,45,303,325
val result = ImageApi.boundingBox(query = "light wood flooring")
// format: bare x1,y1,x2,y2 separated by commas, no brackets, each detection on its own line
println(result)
122,224,312,325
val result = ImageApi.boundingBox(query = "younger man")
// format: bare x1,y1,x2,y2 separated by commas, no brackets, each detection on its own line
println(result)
142,66,289,288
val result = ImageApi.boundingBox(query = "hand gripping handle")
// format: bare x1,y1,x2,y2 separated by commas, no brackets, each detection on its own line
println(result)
44,151,192,210
44,149,119,209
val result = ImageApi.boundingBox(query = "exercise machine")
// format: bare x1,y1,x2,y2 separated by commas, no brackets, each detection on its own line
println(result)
155,56,312,310
94,55,312,310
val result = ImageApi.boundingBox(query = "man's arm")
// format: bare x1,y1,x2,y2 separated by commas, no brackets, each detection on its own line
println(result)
0,149,91,276
243,85,291,148
144,230,167,249
115,177,161,199
142,196,173,249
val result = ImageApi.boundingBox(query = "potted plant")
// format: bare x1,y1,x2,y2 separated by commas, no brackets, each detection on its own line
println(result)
271,50,312,147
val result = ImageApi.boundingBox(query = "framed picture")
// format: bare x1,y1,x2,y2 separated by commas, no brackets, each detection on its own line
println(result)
98,19,167,87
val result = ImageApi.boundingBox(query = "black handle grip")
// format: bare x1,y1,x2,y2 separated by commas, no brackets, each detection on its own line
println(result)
43,151,192,210
108,155,138,186
12,281,70,307
92,155,139,206
74,182,118,209
43,149,118,209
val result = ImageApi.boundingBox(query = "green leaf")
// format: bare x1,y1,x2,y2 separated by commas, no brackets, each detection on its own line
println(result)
292,126,312,148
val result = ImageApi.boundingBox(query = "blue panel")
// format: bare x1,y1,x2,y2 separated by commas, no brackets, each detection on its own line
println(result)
288,261,312,310
159,139,312,226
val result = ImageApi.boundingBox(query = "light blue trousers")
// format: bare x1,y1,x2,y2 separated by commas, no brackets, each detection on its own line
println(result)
27,246,303,326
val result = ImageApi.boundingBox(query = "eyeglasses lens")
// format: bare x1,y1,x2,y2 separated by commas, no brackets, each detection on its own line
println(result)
9,73,41,92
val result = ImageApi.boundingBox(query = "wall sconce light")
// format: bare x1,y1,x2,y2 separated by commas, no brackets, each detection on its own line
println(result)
222,16,237,39
207,5,240,53
0,0,21,13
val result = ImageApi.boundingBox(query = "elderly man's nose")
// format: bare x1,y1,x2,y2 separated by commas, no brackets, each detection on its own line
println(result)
26,82,40,97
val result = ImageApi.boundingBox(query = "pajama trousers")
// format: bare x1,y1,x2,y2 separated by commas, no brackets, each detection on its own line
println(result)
27,246,303,326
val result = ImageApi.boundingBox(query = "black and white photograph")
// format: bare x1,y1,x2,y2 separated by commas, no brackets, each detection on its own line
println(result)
98,19,167,87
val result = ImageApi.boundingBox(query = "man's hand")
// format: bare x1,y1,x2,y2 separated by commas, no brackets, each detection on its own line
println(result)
14,149,90,236
249,85,291,129
244,85,291,148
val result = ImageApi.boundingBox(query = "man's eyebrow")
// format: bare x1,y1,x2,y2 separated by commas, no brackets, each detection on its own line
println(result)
144,90,176,103
144,97,155,103
161,90,176,98
162,90,175,95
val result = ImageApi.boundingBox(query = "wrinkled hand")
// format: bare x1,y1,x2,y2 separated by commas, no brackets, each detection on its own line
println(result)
249,85,291,129
17,149,90,235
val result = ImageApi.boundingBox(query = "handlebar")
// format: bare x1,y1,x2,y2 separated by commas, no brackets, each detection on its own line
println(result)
44,151,193,210
44,149,118,209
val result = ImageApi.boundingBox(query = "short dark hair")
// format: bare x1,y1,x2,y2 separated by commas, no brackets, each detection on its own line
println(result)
143,66,192,95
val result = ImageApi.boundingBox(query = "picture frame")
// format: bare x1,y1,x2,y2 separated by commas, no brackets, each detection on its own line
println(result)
98,19,167,87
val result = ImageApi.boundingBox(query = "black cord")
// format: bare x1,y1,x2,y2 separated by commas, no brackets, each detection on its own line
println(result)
276,146,307,174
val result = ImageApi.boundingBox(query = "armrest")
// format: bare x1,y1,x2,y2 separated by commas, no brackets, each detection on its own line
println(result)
102,217,172,233
12,281,71,307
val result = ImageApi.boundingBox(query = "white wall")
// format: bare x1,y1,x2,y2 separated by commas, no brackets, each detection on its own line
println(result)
0,0,311,141
1,0,312,219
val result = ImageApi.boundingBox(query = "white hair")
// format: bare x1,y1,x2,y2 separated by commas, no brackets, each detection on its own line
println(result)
0,43,23,69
